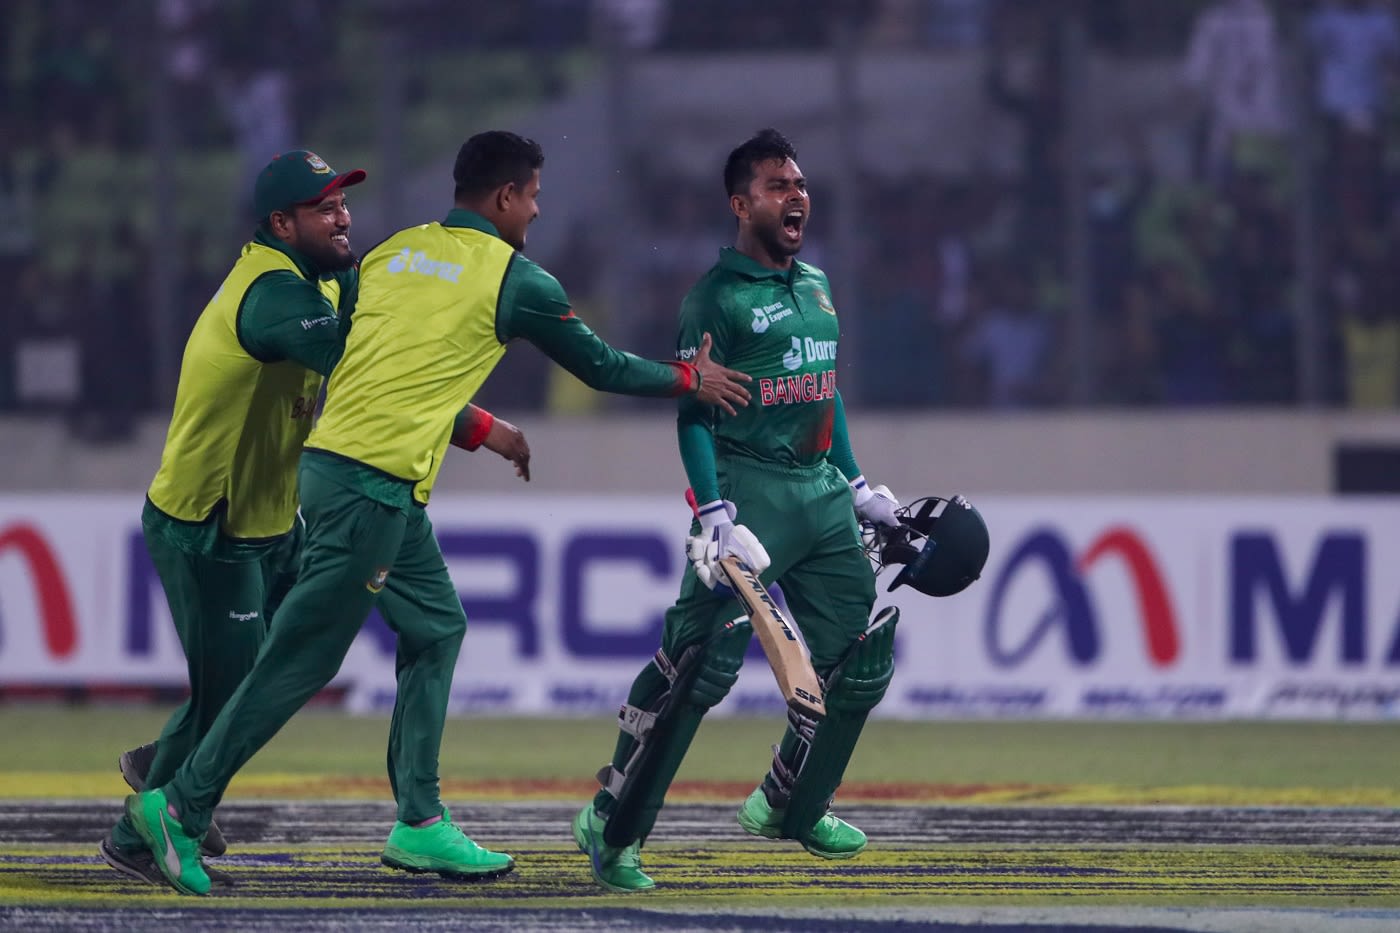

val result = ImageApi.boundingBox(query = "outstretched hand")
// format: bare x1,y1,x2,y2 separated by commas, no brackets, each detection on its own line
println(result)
691,332,751,416
482,417,531,481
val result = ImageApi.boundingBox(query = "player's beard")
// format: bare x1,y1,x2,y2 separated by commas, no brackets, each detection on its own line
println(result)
304,237,358,272
754,221,802,266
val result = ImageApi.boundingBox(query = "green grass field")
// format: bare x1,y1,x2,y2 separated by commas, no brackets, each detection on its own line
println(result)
3,708,1400,929
3,707,1398,795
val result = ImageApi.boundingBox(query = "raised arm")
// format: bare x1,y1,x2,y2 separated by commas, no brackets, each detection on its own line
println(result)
498,258,750,413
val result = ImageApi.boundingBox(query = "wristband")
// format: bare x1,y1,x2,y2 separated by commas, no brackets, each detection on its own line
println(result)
695,499,732,531
458,407,495,451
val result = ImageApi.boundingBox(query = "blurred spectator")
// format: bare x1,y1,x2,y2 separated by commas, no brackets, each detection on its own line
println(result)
216,57,295,225
3,0,1383,420
1221,169,1297,403
925,183,979,330
922,0,991,49
1133,181,1231,313
158,0,221,146
859,247,947,407
546,222,608,414
11,264,81,414
1305,0,1400,230
958,264,1059,408
532,0,593,97
0,135,37,409
1100,279,1161,405
0,140,38,281
596,0,668,49
643,183,720,282
212,0,341,224
1181,0,1287,185
1333,233,1400,406
1145,258,1231,406
985,3,1067,275
30,1,121,142
70,223,147,442
865,0,924,49
1086,151,1149,326
662,0,838,50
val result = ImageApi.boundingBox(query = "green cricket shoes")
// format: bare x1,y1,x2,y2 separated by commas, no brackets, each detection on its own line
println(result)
381,809,515,880
736,786,867,859
123,789,211,895
100,829,235,890
571,804,655,893
99,830,166,886
120,742,227,858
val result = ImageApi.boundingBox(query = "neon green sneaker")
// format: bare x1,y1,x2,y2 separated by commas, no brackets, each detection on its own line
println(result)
123,790,211,895
381,809,514,880
736,786,867,859
571,804,655,893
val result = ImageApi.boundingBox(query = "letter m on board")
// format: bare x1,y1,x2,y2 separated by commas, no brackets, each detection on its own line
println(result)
1230,532,1365,664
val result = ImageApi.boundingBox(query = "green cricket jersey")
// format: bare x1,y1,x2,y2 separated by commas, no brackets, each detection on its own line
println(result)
306,209,700,508
676,247,861,503
145,229,356,560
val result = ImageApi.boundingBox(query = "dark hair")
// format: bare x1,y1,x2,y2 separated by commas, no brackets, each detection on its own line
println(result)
723,128,798,197
452,131,545,201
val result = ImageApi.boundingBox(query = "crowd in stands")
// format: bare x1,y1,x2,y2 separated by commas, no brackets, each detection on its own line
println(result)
3,0,1399,440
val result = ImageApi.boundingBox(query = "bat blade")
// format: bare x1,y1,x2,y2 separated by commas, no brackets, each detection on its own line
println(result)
717,556,826,720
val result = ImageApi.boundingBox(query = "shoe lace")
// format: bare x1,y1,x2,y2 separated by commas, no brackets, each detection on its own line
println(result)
812,810,847,837
614,841,643,870
442,820,479,849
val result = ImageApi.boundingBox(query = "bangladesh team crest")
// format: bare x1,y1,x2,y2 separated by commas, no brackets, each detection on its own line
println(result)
815,289,835,315
304,152,332,174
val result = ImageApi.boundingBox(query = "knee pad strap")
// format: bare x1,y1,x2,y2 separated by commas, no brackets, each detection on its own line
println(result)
769,607,899,838
598,617,751,846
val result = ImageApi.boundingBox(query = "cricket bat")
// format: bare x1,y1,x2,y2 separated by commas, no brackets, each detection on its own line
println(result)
717,556,827,721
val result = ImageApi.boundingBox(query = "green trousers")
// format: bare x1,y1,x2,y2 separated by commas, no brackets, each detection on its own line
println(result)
164,462,468,834
666,458,875,671
141,511,302,789
594,458,876,818
112,508,301,849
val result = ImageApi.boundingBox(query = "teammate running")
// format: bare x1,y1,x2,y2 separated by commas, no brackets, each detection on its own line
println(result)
572,128,903,892
117,130,752,896
99,150,528,890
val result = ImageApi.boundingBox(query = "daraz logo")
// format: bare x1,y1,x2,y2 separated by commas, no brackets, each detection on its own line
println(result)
751,302,793,333
385,248,462,283
782,337,803,371
782,336,836,371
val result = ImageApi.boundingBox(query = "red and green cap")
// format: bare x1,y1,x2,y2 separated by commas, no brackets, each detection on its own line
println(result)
253,150,366,221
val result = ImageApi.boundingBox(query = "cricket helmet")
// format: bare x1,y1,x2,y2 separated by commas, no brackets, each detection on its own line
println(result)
863,495,989,597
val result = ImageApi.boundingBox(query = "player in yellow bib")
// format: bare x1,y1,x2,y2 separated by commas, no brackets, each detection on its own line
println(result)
121,131,752,896
100,150,529,893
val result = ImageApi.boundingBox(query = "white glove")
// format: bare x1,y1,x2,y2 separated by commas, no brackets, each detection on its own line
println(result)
850,475,901,528
686,499,772,589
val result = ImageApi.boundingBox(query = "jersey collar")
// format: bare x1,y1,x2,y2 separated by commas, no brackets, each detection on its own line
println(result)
443,208,502,239
717,246,800,283
252,226,323,280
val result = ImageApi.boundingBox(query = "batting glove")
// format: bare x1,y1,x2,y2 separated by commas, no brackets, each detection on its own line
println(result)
686,499,772,589
850,476,901,528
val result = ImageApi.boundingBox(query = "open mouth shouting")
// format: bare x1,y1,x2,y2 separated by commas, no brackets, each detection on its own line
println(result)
781,207,805,242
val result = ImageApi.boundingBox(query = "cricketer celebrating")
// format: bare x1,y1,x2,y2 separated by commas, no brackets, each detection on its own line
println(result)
100,150,529,890
120,131,752,896
573,129,903,892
